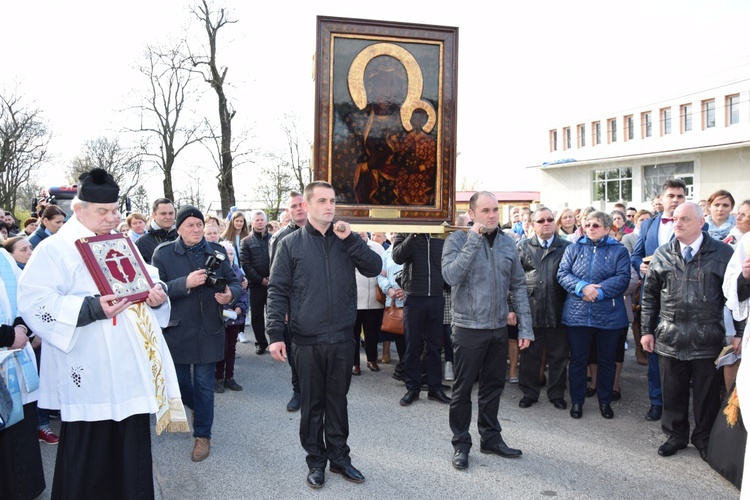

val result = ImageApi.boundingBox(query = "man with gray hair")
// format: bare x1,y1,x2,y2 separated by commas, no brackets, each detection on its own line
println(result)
640,202,733,460
241,209,271,354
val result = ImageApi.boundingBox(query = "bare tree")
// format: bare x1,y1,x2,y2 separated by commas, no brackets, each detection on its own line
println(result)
0,94,50,215
129,185,151,214
68,136,143,212
174,167,206,210
134,44,205,201
189,0,238,216
279,115,312,192
256,162,293,221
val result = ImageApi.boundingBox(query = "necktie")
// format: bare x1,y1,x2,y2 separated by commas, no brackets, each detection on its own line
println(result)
661,217,674,224
683,245,693,262
542,240,548,249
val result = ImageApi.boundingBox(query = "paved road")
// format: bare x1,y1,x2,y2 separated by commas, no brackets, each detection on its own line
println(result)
37,335,739,499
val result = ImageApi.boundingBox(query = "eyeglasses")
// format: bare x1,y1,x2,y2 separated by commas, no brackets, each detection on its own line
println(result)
626,214,635,219
585,223,602,229
534,218,555,224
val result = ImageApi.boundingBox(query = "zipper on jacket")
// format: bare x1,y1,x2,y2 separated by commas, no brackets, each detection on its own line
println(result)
323,235,334,336
427,235,432,296
587,243,597,326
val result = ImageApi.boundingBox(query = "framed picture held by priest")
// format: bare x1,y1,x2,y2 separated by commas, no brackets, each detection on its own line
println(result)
75,233,154,304
314,16,458,225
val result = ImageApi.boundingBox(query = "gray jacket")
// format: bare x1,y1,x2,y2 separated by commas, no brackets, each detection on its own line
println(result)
442,229,533,338
152,238,242,365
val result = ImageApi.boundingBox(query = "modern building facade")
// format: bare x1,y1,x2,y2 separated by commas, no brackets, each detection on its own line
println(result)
537,78,750,211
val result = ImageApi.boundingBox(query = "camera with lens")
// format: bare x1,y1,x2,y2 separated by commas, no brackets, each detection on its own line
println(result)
204,251,228,292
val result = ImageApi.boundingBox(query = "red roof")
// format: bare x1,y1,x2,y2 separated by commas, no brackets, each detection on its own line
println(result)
455,191,540,202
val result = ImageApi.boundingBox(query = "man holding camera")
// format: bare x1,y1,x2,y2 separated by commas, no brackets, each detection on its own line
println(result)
152,205,242,462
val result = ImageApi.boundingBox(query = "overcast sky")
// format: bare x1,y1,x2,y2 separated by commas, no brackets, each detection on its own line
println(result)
2,0,748,206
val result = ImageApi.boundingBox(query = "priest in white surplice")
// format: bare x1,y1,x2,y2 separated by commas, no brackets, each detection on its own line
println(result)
18,169,188,500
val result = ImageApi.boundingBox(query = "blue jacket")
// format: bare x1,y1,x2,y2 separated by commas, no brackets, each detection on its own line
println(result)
557,235,630,329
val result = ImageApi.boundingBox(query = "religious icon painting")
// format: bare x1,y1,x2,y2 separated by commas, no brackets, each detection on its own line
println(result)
75,233,154,304
314,16,458,224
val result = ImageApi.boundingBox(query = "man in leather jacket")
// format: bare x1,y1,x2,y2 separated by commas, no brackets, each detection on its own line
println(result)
641,202,733,460
135,198,177,263
516,207,571,410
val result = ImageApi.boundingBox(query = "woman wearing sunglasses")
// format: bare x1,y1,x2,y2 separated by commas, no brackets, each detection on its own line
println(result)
557,211,631,420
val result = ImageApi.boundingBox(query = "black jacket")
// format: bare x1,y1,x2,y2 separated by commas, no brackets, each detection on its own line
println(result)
240,231,270,286
266,222,382,345
135,225,178,264
391,233,444,296
152,238,242,364
641,233,733,361
517,235,570,329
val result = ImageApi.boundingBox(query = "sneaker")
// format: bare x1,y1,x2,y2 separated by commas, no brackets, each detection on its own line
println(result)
214,379,225,394
38,428,59,445
223,378,243,391
444,361,455,381
238,332,250,343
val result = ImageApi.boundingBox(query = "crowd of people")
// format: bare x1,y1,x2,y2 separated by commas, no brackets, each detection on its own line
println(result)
1,172,749,498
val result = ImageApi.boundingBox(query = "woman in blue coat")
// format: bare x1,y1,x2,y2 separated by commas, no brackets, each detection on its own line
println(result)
557,211,630,420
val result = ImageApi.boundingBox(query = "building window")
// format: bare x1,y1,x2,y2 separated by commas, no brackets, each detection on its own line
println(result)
727,94,740,125
563,127,571,150
641,112,652,138
680,104,692,132
549,129,557,152
578,124,586,148
702,99,715,129
624,115,634,141
661,107,672,135
608,118,617,143
593,121,601,145
592,168,632,203
642,162,695,201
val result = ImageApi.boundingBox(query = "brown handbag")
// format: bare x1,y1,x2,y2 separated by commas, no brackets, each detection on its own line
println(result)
375,284,386,305
381,302,404,335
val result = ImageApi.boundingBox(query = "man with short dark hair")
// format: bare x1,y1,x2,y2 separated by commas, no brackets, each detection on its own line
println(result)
442,191,533,470
267,181,381,489
240,210,271,355
641,202,732,460
135,198,177,263
268,191,307,412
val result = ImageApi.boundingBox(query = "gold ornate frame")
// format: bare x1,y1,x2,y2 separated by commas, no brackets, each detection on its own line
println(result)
314,16,458,225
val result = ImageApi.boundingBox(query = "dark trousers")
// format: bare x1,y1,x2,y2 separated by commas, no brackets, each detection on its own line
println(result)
568,327,619,405
442,324,454,363
283,324,300,394
450,326,508,451
53,413,152,500
403,295,444,392
294,340,354,469
353,309,382,365
249,285,268,348
33,344,50,428
659,355,721,449
519,327,569,401
175,363,215,439
648,351,663,406
215,324,241,380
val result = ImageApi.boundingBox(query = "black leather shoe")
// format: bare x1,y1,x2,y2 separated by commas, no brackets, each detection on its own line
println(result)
452,449,468,470
256,345,267,355
400,390,420,406
214,379,225,394
585,387,596,397
479,437,522,458
392,372,404,382
697,447,709,461
645,405,663,421
286,392,300,412
330,464,365,484
600,403,614,419
427,389,451,404
657,442,686,457
551,398,567,410
223,378,243,391
306,468,325,489
518,397,537,408
570,403,583,419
